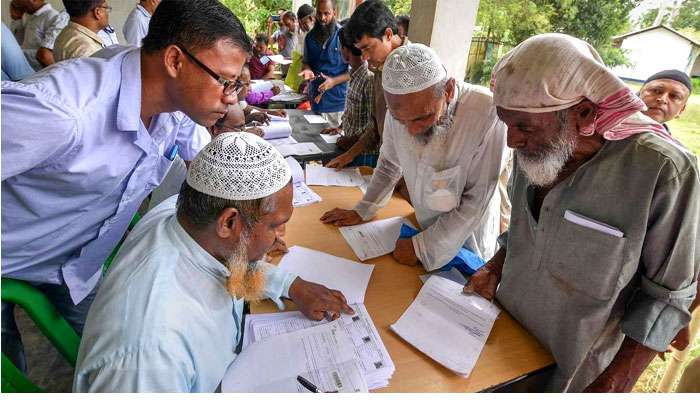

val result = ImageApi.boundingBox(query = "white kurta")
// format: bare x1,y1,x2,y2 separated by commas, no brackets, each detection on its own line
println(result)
354,83,509,270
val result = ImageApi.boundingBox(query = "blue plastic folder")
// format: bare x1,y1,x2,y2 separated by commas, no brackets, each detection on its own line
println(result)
399,224,486,275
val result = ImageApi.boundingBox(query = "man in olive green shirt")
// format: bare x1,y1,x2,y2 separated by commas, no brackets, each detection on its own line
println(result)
54,0,109,62
464,34,699,392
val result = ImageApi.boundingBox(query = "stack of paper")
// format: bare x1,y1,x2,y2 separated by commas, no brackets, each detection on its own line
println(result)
262,119,293,140
286,157,322,207
339,217,414,261
223,320,368,393
391,276,500,376
306,164,364,187
241,304,395,390
320,133,340,143
276,142,322,157
278,246,374,304
271,92,306,102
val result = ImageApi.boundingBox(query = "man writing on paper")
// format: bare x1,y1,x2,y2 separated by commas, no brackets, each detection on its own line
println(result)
463,34,699,392
321,44,508,270
75,133,353,392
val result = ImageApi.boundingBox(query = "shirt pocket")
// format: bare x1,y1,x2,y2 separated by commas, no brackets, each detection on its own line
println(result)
545,219,627,301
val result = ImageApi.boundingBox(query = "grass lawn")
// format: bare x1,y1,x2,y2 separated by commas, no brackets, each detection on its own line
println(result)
628,85,700,393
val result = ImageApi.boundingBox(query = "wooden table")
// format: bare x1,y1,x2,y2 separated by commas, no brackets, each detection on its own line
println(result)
253,186,554,392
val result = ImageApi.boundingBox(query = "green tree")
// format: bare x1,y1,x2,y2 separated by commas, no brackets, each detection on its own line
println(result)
673,0,700,31
383,0,412,15
220,0,291,37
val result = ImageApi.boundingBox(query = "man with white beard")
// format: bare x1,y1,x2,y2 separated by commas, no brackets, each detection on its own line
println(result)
321,43,508,270
463,34,699,392
74,132,353,392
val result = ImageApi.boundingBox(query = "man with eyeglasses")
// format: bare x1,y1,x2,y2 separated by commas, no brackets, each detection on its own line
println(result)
1,0,245,375
53,0,111,62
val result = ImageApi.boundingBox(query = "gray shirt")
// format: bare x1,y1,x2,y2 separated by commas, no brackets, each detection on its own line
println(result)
497,132,699,392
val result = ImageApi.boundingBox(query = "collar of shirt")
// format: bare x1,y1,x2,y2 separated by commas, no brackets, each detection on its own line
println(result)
349,62,368,79
67,21,104,46
30,2,53,18
116,49,144,133
167,215,230,281
136,4,152,18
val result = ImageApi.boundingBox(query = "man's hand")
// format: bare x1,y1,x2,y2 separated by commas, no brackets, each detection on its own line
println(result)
584,337,657,392
247,112,271,125
266,109,286,118
288,277,355,321
318,73,338,93
393,238,419,266
326,151,355,170
245,126,265,137
299,69,315,80
320,208,363,227
462,261,501,301
321,127,342,135
658,326,690,360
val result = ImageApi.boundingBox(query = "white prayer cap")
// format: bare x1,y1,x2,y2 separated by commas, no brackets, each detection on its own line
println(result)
186,132,291,200
382,43,447,95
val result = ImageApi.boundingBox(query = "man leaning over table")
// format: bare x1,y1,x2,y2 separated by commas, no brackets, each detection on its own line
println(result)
1,0,246,375
321,43,508,270
463,33,699,392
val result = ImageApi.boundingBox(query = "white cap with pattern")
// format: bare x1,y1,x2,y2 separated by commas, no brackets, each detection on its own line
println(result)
186,132,291,200
382,43,447,95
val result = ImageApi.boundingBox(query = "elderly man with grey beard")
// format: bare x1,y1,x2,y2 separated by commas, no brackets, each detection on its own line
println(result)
321,43,509,271
75,133,353,392
463,33,699,392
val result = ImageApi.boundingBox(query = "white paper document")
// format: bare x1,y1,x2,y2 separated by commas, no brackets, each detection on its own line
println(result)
242,304,395,390
268,136,297,146
268,54,293,65
304,114,328,124
305,164,364,187
276,142,322,157
222,320,368,393
339,217,413,261
320,133,340,143
285,157,322,207
261,120,293,140
563,209,624,237
271,92,306,102
391,276,500,376
278,246,374,304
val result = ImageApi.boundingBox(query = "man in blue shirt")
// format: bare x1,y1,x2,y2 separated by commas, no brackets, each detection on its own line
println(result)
123,0,160,46
1,0,247,374
299,0,348,127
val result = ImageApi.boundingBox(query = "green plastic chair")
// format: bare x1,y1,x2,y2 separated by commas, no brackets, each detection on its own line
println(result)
1,278,80,392
1,212,142,391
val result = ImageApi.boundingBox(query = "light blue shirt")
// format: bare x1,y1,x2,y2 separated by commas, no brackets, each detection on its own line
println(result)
1,46,210,304
123,5,151,46
74,196,298,392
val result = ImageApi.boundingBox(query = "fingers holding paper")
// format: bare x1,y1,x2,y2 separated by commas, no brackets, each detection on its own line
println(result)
288,277,355,321
320,208,363,227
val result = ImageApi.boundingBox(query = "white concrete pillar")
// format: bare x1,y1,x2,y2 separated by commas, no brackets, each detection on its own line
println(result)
409,0,480,82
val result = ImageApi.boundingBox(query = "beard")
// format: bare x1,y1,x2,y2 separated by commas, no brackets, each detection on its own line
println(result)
516,117,577,187
411,106,453,146
224,231,267,301
314,19,336,44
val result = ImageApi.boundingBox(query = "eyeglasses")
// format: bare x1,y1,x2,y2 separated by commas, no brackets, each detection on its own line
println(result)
177,45,243,97
97,5,112,13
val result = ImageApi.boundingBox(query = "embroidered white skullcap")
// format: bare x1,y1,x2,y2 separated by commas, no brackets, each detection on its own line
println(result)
382,43,447,95
186,132,291,200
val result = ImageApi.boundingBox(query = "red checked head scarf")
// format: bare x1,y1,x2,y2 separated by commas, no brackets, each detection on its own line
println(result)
490,33,677,144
